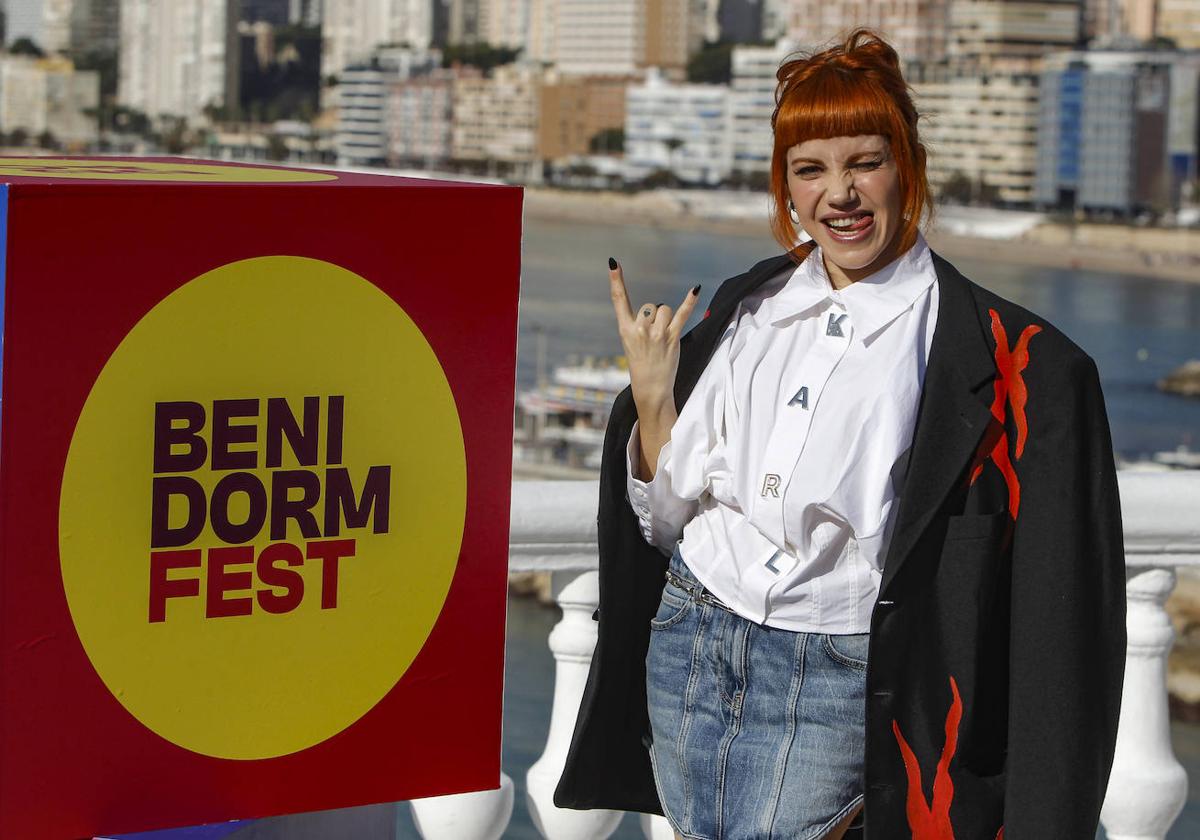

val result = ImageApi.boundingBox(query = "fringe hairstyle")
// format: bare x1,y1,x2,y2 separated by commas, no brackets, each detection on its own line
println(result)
770,29,931,264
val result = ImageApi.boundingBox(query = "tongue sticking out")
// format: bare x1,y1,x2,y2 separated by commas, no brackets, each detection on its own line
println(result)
827,214,873,233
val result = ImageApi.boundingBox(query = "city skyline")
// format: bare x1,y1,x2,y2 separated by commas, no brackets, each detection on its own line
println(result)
0,0,1196,217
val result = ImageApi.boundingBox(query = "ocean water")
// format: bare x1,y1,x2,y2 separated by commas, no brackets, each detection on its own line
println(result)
517,215,1200,460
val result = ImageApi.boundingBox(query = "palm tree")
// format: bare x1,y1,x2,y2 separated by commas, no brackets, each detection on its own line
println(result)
661,136,685,182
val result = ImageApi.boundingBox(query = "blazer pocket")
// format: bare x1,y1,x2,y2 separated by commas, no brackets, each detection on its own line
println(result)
944,512,1010,542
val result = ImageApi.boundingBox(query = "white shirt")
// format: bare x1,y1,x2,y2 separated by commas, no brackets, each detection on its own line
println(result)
626,233,940,632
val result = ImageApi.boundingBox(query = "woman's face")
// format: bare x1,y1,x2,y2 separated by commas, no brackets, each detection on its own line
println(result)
785,134,903,288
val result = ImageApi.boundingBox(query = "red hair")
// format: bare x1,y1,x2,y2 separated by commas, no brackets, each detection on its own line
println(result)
770,29,931,263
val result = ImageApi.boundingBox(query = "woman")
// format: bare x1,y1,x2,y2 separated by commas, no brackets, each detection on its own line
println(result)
555,30,1125,840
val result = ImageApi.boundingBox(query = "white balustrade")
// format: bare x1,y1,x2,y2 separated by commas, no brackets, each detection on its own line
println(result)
410,773,514,840
1101,471,1199,840
408,473,1200,839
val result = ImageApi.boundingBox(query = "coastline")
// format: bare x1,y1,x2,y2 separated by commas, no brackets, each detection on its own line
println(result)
524,187,1200,284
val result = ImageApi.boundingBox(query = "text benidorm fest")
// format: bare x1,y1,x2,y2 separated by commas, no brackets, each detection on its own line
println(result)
0,158,521,838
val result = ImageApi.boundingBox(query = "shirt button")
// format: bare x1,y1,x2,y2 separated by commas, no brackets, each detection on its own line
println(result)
633,487,647,498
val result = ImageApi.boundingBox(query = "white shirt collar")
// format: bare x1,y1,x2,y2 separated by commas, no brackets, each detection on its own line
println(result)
769,231,937,344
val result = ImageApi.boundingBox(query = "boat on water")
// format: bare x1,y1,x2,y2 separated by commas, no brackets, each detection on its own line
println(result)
514,356,628,473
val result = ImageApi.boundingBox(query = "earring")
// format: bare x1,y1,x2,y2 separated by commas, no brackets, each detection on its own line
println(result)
787,199,800,224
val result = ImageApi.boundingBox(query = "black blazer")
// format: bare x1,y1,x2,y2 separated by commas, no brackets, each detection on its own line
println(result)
554,249,1126,839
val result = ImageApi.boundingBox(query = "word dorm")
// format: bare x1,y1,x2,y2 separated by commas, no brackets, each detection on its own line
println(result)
148,397,390,622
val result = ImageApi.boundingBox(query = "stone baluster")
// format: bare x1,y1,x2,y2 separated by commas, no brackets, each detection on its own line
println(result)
526,570,623,839
640,813,675,839
511,481,623,840
410,774,514,840
1099,472,1199,839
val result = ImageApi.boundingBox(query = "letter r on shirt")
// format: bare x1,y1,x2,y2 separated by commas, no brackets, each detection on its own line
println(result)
761,473,781,497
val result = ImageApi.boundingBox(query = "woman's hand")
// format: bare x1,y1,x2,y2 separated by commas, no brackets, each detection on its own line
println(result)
608,257,700,479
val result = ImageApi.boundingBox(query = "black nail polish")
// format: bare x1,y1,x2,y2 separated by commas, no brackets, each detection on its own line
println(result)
608,257,618,270
692,284,701,295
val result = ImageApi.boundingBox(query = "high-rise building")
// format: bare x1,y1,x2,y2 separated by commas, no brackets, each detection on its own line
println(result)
915,66,1042,204
537,70,629,159
388,63,480,167
730,37,795,174
1036,49,1200,214
452,61,544,179
947,0,1081,72
70,0,120,54
336,45,441,166
446,0,488,44
4,0,73,52
481,0,557,62
288,0,322,27
625,67,734,184
118,0,238,122
761,0,788,41
1159,0,1200,49
555,0,692,76
323,0,435,83
785,0,951,64
0,53,99,144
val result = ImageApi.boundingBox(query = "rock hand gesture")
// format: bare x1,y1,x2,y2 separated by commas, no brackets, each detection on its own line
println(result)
607,256,701,482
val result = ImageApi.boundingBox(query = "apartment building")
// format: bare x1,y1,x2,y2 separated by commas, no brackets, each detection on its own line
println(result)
625,66,733,185
537,71,629,160
118,0,238,122
387,64,481,167
1036,49,1200,214
0,54,99,145
452,61,543,180
730,38,797,175
915,68,1041,204
785,0,951,64
336,46,440,166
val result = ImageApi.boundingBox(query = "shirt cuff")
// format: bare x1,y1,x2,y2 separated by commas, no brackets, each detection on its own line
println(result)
626,420,678,547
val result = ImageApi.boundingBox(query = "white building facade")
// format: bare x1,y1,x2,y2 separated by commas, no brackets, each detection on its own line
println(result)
118,0,236,122
786,0,951,64
451,61,543,179
915,70,1041,205
336,46,442,167
322,0,435,82
0,54,99,144
555,0,643,75
4,0,73,52
625,67,734,185
730,38,796,176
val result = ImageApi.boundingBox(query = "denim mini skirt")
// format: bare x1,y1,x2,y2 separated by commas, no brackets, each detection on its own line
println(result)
645,543,869,840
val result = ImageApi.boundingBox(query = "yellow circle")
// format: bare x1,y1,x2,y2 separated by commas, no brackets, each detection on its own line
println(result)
0,157,336,182
59,256,465,759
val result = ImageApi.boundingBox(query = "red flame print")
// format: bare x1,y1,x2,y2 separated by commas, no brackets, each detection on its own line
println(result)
892,675,1005,840
968,309,1041,518
893,676,962,839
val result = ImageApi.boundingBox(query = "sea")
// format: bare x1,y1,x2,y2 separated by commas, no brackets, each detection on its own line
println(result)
119,215,1200,838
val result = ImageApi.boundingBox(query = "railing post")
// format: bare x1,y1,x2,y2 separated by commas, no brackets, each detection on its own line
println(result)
526,569,623,840
1099,471,1200,839
409,773,514,840
1100,567,1188,840
640,812,675,839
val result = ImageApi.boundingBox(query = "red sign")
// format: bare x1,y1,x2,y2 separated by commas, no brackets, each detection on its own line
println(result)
0,157,521,838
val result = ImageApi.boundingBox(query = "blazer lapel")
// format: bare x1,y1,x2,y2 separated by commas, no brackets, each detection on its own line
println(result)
878,252,998,596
